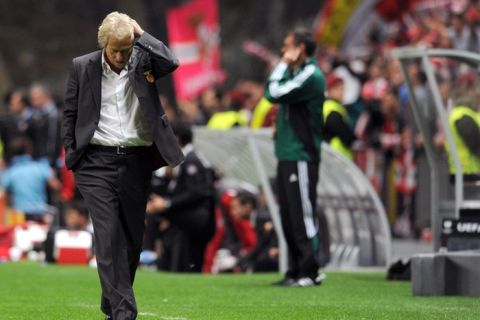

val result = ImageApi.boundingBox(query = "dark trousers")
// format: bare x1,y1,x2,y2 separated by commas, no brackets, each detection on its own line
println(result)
277,160,320,280
157,225,208,273
74,147,153,320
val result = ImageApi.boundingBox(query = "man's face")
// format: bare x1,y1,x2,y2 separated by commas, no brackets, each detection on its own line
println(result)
281,34,296,57
104,36,134,72
9,91,25,113
29,87,48,109
329,82,344,101
281,34,305,66
230,198,252,221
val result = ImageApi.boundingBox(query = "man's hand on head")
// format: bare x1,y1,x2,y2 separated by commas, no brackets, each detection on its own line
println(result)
131,19,144,38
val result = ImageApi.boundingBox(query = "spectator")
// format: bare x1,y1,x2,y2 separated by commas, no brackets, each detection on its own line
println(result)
202,190,257,273
207,90,248,129
44,201,93,263
250,97,278,129
361,58,388,103
62,201,91,231
378,88,404,225
197,86,224,123
237,186,279,272
448,11,477,51
445,103,480,182
0,88,32,164
29,83,61,166
0,136,60,222
235,80,278,128
393,127,416,238
323,74,355,159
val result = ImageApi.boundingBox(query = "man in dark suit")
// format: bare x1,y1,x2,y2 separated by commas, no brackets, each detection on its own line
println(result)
62,12,184,320
146,121,216,272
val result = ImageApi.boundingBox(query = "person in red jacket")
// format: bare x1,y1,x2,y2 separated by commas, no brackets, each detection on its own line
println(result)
203,190,257,273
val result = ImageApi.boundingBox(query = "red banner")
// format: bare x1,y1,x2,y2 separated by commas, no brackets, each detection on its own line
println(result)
166,0,224,102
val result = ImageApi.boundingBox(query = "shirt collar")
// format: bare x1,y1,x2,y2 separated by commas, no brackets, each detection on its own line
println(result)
11,155,33,165
101,50,134,74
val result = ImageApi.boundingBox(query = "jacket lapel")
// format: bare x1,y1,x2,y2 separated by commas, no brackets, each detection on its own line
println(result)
86,51,102,114
128,48,140,93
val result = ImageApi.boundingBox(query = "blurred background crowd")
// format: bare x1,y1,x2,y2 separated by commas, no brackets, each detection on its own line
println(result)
1,0,480,271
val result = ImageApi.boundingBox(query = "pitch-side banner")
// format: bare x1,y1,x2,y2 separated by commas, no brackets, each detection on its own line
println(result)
166,0,224,101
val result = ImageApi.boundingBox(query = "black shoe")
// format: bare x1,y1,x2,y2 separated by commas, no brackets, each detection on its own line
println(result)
272,277,296,286
105,316,112,320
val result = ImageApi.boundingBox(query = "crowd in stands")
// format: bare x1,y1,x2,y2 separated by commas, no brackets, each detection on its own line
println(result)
1,1,480,270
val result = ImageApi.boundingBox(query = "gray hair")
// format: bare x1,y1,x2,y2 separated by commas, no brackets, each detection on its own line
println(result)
98,12,134,48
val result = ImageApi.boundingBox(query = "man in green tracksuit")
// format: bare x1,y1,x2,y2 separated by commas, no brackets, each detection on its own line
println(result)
265,30,325,287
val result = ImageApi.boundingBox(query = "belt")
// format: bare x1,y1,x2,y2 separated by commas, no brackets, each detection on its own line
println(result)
87,144,152,155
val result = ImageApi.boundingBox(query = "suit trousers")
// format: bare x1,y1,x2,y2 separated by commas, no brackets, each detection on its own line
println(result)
74,147,153,320
276,160,320,280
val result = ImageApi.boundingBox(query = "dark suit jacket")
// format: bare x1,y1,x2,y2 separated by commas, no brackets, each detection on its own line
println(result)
62,32,184,171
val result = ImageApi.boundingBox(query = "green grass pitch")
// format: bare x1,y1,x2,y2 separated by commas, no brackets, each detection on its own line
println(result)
0,262,479,319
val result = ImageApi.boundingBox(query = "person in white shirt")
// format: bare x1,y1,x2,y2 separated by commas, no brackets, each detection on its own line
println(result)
62,12,183,320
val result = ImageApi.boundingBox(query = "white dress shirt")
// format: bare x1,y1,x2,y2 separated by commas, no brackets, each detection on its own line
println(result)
90,52,153,147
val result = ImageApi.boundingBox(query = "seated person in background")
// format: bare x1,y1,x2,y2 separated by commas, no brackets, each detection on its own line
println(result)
62,201,92,231
203,190,257,273
237,187,279,272
146,121,216,272
0,136,61,223
237,219,278,273
44,201,92,263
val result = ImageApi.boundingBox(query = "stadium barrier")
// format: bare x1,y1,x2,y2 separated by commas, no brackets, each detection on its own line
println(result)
193,127,392,270
392,47,480,296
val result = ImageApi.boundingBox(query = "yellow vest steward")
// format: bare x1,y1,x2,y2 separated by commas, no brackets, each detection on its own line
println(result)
446,105,480,174
251,97,273,129
207,111,248,130
323,99,353,159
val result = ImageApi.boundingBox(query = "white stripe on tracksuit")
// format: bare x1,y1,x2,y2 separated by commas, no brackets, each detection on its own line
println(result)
269,61,288,81
268,64,315,99
297,161,317,238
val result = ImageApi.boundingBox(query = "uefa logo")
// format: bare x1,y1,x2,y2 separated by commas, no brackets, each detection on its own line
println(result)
443,219,453,235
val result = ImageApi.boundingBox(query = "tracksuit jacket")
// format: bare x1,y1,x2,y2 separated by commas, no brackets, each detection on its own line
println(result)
264,58,325,163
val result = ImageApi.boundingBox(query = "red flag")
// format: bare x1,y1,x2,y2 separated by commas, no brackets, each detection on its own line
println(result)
166,0,225,102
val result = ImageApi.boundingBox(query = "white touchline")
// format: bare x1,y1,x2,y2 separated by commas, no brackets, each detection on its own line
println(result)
138,312,158,317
